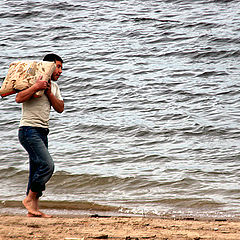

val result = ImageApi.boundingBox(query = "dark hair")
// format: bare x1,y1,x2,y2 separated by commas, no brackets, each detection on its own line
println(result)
43,53,63,63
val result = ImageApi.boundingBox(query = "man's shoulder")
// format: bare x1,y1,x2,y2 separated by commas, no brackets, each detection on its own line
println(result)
51,81,60,91
51,81,63,100
51,81,59,87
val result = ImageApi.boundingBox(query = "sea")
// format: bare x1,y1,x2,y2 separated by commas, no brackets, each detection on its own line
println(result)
1,0,240,219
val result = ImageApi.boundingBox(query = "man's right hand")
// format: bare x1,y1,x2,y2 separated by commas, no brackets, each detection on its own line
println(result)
34,76,48,91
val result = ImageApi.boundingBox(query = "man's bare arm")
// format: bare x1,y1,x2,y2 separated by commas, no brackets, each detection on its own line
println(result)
15,76,47,103
45,80,64,113
46,92,64,113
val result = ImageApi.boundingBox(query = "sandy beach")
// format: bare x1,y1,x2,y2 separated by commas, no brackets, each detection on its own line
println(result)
0,214,240,240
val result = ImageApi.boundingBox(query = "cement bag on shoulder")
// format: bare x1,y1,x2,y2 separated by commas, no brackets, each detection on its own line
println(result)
0,60,56,97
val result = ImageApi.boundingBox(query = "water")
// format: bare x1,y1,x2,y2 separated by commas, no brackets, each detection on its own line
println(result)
1,0,240,219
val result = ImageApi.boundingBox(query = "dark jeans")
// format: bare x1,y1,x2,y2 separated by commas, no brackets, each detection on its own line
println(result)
18,126,54,198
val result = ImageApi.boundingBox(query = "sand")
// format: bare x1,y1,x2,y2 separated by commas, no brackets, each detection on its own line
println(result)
0,214,240,240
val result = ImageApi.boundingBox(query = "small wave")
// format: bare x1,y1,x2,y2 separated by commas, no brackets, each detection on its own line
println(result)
153,197,224,209
0,11,41,19
193,50,234,59
0,167,27,180
183,21,222,29
0,200,118,212
196,71,228,77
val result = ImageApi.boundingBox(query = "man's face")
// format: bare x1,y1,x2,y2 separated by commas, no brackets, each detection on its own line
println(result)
51,60,62,81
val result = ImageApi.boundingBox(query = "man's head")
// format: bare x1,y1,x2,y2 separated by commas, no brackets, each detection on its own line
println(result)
43,53,63,81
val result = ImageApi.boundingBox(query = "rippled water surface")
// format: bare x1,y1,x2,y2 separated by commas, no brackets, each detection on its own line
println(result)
1,0,240,218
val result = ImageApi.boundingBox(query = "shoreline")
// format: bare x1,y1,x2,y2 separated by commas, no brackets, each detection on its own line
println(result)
1,199,239,222
1,213,240,240
1,206,240,223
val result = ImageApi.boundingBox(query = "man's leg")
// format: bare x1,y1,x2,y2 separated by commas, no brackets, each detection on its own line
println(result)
19,127,54,218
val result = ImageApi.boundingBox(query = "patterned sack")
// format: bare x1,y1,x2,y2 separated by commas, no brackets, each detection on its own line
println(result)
0,60,56,97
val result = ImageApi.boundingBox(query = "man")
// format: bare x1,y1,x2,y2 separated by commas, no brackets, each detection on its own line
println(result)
16,53,64,217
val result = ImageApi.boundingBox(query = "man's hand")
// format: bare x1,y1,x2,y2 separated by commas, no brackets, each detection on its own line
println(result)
35,75,48,91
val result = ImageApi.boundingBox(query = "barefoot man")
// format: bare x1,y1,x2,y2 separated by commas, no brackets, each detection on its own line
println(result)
16,53,64,217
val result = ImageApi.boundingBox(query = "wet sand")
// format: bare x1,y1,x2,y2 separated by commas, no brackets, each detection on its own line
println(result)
0,214,240,240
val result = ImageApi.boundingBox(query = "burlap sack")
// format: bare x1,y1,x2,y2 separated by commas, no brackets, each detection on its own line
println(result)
0,60,56,97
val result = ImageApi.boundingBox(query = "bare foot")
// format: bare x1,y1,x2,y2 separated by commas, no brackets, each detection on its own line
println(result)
27,212,41,218
39,211,52,218
22,198,41,216
27,211,52,218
